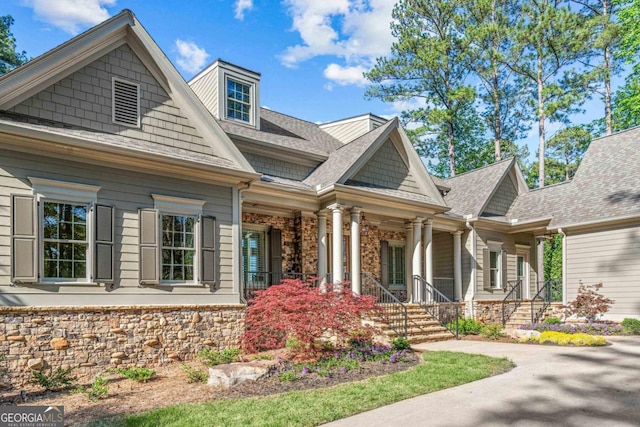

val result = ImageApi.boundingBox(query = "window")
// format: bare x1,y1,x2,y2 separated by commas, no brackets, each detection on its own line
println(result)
489,250,499,289
10,178,109,285
43,202,88,280
242,229,267,275
388,244,405,287
139,194,213,286
483,241,505,291
161,215,196,281
112,77,140,127
226,78,251,123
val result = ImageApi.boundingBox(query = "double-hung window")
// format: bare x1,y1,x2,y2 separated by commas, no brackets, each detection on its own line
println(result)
484,241,506,291
226,78,252,123
11,177,113,285
388,244,406,288
139,195,215,286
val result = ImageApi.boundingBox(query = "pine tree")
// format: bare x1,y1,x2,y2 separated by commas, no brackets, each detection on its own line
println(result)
0,15,27,75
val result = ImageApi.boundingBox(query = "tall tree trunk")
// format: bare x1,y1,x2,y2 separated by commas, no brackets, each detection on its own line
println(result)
493,70,502,161
448,122,456,177
603,0,613,135
537,57,545,188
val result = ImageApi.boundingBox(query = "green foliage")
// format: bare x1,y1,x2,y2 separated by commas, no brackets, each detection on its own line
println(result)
391,337,411,351
31,367,77,391
547,126,592,181
532,331,607,346
181,364,208,384
198,348,240,367
544,234,563,283
87,375,109,402
0,15,27,75
543,317,562,325
613,73,640,131
481,323,506,340
449,317,484,335
112,367,156,383
621,318,640,335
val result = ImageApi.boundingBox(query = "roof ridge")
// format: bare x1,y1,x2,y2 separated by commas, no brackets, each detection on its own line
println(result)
527,180,572,192
445,157,514,181
590,124,640,143
333,118,397,153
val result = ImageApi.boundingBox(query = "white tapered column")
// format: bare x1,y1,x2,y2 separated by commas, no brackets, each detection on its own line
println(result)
423,219,433,286
405,222,413,302
328,203,344,285
453,231,463,301
412,218,424,301
350,208,362,295
317,211,327,284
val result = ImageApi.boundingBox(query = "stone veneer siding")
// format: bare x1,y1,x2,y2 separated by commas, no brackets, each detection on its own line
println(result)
242,212,297,273
0,305,244,389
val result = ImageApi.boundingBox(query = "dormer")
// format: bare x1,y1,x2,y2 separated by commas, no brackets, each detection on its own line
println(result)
319,113,388,143
189,59,261,129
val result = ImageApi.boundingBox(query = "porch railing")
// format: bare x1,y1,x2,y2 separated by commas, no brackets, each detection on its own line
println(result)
501,279,523,326
361,273,408,339
243,271,320,301
530,279,563,324
412,275,459,339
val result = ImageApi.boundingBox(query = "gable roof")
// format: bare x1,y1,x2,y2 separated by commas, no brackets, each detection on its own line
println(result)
0,9,255,174
443,158,516,217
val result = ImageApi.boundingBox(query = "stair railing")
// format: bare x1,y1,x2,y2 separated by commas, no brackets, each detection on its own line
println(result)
530,279,563,324
501,280,523,326
361,273,408,339
412,275,459,339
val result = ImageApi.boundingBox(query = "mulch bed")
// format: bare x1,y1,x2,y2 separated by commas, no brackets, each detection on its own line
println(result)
1,353,420,426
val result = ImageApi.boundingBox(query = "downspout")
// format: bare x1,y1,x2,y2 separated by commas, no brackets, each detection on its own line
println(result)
465,219,476,319
557,228,567,305
236,181,254,304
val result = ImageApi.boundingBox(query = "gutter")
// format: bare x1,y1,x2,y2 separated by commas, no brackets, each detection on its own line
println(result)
558,228,567,305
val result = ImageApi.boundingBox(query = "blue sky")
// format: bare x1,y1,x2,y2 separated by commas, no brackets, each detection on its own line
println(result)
3,0,617,164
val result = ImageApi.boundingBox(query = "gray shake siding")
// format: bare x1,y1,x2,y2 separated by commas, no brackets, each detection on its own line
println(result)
351,140,421,194
565,223,640,320
9,44,211,157
242,152,313,180
0,148,238,306
484,176,518,216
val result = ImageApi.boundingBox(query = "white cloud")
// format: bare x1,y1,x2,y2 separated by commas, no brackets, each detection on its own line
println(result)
280,0,396,88
175,40,210,74
323,63,368,86
23,0,116,34
234,0,254,20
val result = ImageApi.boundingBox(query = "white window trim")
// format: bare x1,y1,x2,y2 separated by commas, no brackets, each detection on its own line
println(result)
516,249,530,299
152,194,205,285
388,240,406,289
29,177,100,285
224,74,255,127
112,77,141,128
487,241,504,290
241,224,270,272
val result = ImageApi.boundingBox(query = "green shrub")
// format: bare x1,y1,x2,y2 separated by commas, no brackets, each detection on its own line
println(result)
621,318,640,335
113,367,156,383
533,331,606,346
181,364,208,384
391,337,411,351
543,317,562,325
86,375,109,402
481,323,506,340
31,367,77,391
198,348,240,367
448,318,483,335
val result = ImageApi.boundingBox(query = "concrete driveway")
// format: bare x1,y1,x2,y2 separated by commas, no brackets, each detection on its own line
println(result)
324,336,640,427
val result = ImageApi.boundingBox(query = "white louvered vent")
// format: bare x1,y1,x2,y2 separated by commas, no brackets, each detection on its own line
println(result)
112,78,140,127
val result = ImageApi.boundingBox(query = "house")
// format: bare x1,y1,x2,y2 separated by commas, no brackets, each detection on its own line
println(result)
0,9,636,388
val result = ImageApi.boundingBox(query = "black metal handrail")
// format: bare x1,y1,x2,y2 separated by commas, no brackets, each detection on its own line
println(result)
501,280,523,326
530,279,563,324
361,273,408,338
243,271,320,301
412,275,459,339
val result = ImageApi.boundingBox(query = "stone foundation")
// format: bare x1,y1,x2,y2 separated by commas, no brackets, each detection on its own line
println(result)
472,300,505,324
0,305,245,390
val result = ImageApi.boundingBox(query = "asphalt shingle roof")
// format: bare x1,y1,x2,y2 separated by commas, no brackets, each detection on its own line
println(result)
442,158,515,217
0,112,241,170
218,108,344,157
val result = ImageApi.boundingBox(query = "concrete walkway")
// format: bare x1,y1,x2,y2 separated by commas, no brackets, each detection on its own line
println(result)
324,336,640,427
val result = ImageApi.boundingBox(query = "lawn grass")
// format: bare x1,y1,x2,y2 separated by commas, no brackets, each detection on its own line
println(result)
93,351,514,427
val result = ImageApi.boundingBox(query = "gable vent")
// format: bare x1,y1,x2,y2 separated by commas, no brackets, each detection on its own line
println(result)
112,78,140,127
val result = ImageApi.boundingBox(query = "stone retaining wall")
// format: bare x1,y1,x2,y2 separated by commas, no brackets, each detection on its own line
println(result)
0,305,245,390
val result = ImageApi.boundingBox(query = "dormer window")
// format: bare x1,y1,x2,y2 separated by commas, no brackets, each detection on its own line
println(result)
226,78,252,123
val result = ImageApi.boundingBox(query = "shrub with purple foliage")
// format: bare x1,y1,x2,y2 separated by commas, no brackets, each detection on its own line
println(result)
519,321,623,336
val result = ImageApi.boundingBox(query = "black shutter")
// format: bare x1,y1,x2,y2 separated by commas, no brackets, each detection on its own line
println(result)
269,228,282,285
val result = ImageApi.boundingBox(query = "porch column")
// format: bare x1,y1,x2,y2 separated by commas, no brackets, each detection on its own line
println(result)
536,236,546,291
412,217,424,301
453,231,463,301
405,222,413,302
423,219,433,285
317,211,327,285
350,207,362,295
328,203,344,285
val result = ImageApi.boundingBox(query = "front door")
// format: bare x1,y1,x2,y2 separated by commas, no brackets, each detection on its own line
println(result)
517,253,529,299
